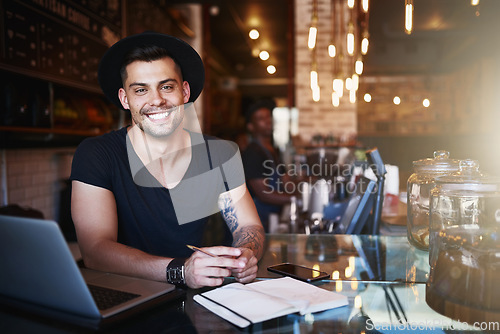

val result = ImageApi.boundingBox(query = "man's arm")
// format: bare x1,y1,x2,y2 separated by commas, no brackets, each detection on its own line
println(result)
72,180,244,288
71,181,171,281
218,184,266,282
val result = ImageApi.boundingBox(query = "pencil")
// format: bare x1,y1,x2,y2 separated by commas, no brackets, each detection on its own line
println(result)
186,244,217,257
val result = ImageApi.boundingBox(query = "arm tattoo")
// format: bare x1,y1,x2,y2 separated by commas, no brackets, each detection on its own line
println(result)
218,193,265,259
219,193,238,233
232,225,265,260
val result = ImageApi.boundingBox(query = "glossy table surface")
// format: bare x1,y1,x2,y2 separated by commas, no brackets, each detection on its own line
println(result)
0,234,492,333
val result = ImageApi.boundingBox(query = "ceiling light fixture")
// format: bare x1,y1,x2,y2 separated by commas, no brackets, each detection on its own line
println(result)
328,44,336,58
249,29,259,40
332,91,340,107
355,58,363,75
308,0,318,49
347,22,355,56
259,50,270,60
362,0,369,12
267,65,276,74
405,0,413,35
309,0,319,101
361,32,369,55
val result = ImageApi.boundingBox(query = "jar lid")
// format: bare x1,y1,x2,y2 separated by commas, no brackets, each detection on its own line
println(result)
435,171,500,194
412,150,460,172
435,159,483,184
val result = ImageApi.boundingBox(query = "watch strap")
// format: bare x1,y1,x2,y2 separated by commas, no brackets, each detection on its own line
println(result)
166,257,186,286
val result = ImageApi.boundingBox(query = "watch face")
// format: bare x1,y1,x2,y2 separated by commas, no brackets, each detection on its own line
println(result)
167,260,185,285
168,268,183,283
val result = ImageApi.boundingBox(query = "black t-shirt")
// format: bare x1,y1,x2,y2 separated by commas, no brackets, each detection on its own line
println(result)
70,127,244,258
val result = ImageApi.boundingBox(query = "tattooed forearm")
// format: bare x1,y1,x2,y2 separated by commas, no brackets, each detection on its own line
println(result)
232,225,265,260
219,194,238,233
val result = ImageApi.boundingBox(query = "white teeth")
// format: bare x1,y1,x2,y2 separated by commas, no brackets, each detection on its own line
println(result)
147,111,170,120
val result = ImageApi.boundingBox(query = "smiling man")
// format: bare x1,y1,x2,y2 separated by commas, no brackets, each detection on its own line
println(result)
70,32,265,289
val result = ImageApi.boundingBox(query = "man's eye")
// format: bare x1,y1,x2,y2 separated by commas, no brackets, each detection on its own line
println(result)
161,85,173,90
135,88,146,94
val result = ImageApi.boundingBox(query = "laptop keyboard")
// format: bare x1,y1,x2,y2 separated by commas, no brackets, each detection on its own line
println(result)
87,284,141,310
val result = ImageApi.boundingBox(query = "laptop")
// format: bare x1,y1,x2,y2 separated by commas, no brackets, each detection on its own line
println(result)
0,215,180,328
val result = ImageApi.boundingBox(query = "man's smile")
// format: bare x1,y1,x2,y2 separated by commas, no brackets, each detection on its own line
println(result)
145,110,172,121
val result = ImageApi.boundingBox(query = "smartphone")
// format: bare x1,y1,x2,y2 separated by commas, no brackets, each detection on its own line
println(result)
267,263,330,282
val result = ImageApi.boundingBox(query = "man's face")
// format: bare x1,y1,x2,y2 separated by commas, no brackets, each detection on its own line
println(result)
118,57,190,138
249,107,273,137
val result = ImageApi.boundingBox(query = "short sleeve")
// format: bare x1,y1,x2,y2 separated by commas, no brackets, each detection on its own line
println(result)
70,137,114,191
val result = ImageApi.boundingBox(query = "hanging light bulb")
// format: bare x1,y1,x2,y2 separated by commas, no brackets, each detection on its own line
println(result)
345,77,353,90
328,44,336,58
352,74,359,91
349,89,356,103
364,93,372,102
309,0,318,49
471,0,479,6
347,0,355,9
249,29,259,40
405,0,413,35
333,78,344,98
361,31,369,55
310,69,318,90
259,50,270,60
355,58,363,75
308,26,318,49
312,86,320,102
332,91,340,107
362,0,369,12
347,23,355,56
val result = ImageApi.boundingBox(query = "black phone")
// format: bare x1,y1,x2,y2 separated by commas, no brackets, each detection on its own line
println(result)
267,263,330,282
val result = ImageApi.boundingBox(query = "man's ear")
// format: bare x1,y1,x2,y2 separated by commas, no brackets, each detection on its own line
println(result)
182,81,191,104
118,88,129,110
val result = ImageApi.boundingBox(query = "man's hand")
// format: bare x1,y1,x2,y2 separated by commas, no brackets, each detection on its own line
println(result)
183,246,245,289
230,248,258,283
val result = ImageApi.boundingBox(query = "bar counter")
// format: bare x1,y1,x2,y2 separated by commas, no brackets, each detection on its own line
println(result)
0,234,490,333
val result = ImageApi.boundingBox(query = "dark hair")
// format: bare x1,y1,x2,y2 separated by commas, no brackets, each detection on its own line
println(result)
119,45,183,83
245,99,276,124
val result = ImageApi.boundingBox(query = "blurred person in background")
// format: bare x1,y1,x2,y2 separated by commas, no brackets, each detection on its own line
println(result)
242,100,293,232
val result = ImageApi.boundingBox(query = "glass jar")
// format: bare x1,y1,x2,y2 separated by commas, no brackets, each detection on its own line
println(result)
428,159,483,265
426,172,500,324
407,150,460,250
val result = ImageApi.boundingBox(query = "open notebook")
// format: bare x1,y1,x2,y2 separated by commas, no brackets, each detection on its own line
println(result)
194,277,348,328
0,215,180,328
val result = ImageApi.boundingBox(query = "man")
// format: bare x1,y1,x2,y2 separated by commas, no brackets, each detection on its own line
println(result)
70,32,265,289
242,100,293,232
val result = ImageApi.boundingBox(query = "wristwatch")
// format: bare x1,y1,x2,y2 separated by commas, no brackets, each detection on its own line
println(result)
166,258,186,286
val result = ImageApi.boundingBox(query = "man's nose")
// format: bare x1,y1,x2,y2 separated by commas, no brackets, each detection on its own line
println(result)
148,89,166,106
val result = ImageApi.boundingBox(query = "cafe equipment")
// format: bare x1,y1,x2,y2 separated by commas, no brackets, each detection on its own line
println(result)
426,168,500,324
302,146,356,213
407,150,460,250
366,148,387,235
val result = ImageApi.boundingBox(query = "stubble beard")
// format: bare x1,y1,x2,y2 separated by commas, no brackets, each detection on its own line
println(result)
136,105,184,139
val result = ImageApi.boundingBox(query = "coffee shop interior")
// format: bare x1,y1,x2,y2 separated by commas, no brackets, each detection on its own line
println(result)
1,0,499,227
3,0,500,332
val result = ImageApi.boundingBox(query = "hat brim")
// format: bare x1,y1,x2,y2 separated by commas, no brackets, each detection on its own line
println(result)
98,32,205,110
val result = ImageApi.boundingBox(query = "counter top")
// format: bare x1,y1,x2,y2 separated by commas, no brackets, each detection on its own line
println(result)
0,234,492,333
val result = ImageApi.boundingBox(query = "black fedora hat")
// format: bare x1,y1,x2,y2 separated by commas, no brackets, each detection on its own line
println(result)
98,31,205,110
